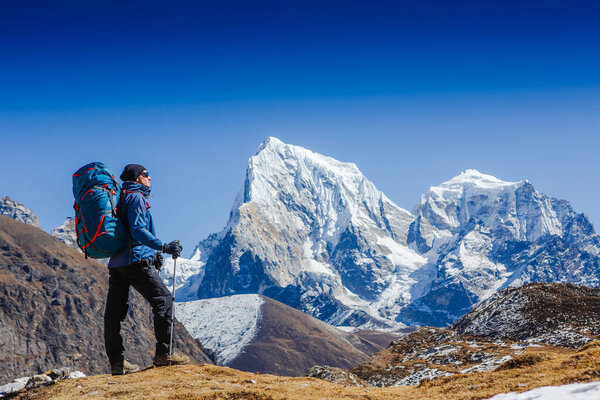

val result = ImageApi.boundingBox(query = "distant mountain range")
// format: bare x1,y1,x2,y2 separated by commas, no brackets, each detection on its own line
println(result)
170,137,600,328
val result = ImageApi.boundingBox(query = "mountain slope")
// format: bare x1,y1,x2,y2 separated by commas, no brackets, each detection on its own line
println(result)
453,282,600,347
175,294,396,376
0,215,213,384
15,347,600,400
351,283,600,387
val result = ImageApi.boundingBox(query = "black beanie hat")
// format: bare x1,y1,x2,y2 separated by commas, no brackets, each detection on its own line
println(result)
120,164,146,182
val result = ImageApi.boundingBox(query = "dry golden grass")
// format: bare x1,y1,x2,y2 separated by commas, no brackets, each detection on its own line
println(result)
16,342,600,400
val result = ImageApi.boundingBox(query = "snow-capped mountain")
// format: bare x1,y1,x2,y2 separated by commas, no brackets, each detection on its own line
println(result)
51,218,77,248
194,137,421,327
400,170,600,326
184,139,600,328
0,197,41,228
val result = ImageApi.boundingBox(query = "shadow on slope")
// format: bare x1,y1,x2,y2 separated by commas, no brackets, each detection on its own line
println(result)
227,295,398,376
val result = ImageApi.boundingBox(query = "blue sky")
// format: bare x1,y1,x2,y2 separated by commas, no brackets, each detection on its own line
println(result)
1,1,599,255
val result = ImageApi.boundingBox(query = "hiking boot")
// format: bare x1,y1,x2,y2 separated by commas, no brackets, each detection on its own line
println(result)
153,351,190,366
111,360,140,375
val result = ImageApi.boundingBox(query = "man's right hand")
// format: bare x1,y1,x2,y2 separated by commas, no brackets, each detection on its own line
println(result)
162,240,183,259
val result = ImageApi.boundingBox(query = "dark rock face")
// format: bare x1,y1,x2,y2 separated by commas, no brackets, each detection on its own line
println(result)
0,216,213,384
332,225,390,302
197,231,274,299
397,282,479,327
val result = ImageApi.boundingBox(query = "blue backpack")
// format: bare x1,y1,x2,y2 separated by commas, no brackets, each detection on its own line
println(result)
72,162,127,259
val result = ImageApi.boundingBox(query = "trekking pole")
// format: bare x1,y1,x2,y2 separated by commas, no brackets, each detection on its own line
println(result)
169,255,177,367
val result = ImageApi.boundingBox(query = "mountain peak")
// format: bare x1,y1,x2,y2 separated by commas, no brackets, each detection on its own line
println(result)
253,137,360,175
256,136,285,154
440,169,521,190
0,196,41,228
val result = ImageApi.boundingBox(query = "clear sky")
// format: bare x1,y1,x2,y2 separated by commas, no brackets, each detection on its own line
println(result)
1,1,599,256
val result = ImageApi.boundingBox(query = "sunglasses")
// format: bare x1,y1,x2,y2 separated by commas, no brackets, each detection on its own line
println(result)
141,171,150,178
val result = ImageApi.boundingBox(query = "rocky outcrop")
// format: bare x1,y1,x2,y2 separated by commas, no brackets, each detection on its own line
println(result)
0,367,85,397
348,283,600,387
0,197,41,228
305,366,368,387
349,327,524,386
453,283,600,347
0,215,214,384
50,218,77,249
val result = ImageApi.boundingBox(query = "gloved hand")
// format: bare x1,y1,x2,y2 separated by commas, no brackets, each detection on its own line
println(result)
152,251,164,271
162,240,182,259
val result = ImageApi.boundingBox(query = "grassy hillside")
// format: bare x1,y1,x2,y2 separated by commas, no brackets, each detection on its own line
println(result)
16,341,600,400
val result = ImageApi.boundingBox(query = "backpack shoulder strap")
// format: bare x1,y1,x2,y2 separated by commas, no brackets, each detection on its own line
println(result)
118,191,134,256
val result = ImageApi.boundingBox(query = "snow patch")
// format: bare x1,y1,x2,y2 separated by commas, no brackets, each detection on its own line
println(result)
175,294,264,365
488,381,600,400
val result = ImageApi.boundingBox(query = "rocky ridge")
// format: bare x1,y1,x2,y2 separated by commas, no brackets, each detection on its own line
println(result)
0,197,41,228
323,282,600,387
453,282,600,347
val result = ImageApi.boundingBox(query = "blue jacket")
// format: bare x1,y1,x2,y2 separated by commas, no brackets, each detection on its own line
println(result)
108,182,163,268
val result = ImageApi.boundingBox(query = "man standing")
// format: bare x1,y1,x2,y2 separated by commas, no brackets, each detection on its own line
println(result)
105,164,190,375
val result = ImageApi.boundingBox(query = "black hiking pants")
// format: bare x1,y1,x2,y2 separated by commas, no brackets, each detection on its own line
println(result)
104,260,173,365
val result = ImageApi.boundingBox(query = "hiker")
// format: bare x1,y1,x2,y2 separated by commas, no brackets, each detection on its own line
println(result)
104,164,190,375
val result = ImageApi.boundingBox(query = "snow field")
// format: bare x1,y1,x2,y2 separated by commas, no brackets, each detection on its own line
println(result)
488,381,600,400
175,294,264,365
